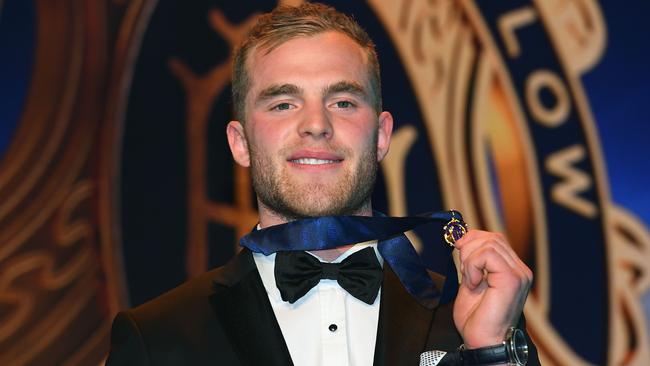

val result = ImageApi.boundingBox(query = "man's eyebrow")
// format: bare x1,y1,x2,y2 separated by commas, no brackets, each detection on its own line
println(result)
323,81,368,98
256,84,302,102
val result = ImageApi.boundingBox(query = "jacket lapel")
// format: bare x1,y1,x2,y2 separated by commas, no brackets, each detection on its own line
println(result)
373,266,447,366
209,249,293,366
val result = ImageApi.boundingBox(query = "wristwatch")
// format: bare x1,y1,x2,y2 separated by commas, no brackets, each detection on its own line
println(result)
458,327,528,365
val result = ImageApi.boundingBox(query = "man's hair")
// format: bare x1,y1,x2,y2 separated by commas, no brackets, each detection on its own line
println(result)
231,3,382,122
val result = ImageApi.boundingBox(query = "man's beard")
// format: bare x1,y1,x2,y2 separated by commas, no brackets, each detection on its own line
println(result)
249,140,378,221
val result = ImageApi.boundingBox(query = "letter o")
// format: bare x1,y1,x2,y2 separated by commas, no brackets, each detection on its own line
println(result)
525,70,571,127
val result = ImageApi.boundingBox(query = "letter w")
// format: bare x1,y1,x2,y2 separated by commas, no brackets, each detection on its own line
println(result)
545,144,598,218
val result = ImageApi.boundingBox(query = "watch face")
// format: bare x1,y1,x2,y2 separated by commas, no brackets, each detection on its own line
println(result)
511,328,529,365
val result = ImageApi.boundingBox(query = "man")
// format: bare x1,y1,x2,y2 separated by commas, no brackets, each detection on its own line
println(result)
107,3,539,365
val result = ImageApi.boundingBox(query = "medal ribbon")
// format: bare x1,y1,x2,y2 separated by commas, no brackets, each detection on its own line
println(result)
239,210,465,308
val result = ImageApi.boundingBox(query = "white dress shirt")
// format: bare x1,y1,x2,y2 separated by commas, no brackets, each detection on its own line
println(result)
252,241,383,366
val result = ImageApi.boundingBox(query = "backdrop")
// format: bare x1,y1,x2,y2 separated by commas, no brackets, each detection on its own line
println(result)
0,0,648,365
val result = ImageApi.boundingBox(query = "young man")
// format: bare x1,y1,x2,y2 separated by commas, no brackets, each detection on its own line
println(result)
107,3,539,365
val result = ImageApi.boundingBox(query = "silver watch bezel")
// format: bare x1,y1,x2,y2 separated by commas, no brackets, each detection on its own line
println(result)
505,327,529,365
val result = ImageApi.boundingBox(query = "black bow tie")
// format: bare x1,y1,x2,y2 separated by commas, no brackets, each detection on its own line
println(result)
274,247,383,305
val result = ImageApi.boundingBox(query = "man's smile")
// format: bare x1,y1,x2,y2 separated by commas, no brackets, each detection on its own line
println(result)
287,150,344,168
290,158,340,165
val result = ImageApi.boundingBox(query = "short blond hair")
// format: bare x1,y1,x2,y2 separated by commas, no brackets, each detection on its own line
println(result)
231,3,382,121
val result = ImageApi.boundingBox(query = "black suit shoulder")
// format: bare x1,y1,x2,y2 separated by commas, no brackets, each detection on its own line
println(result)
106,256,253,366
125,266,223,337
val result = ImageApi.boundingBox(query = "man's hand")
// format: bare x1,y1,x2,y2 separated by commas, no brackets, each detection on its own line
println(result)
452,230,533,349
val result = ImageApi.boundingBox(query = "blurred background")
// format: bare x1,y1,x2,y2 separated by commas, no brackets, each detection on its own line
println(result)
0,0,648,365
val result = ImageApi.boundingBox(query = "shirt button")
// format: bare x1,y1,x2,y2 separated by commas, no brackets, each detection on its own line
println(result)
328,324,338,332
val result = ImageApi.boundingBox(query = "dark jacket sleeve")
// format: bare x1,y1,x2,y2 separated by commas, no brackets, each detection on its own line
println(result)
105,311,150,366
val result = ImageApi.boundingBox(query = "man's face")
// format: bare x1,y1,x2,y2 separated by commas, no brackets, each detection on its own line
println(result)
227,31,393,223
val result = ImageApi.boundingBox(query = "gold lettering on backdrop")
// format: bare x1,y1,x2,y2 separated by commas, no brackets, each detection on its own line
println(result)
535,0,606,75
372,0,479,219
170,0,304,277
497,6,538,59
372,0,650,364
526,70,571,127
381,126,423,252
169,10,259,277
608,205,650,364
396,0,461,94
545,144,597,218
0,181,94,344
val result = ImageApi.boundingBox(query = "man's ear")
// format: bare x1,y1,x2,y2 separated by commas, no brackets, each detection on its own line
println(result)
376,111,394,162
226,121,250,167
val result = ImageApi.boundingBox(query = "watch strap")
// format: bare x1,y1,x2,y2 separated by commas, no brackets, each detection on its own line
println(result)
459,343,509,365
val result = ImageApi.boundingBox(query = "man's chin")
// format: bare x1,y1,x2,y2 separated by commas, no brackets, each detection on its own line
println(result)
262,194,368,221
282,204,347,219
253,165,376,221
289,199,370,218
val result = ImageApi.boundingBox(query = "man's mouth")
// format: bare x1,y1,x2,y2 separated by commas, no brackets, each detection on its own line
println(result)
287,150,344,166
290,158,340,165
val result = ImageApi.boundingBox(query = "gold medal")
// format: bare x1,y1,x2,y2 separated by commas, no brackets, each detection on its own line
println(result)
443,213,468,247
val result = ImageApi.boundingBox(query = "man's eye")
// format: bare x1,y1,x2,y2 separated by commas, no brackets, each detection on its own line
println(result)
273,103,292,111
335,101,354,108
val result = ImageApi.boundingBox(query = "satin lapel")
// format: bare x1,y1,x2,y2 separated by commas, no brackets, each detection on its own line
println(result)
373,265,446,366
209,249,293,366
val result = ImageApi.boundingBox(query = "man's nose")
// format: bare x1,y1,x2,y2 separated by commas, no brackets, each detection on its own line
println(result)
298,104,333,140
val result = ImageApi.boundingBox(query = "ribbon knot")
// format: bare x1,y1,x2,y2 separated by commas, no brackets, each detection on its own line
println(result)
320,262,339,280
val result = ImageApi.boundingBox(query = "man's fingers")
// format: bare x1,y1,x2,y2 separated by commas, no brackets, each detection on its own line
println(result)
463,245,509,289
459,240,532,291
456,231,516,269
455,230,532,285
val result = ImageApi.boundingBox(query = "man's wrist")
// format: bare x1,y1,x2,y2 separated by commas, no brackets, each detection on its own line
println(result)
462,337,505,350
458,327,528,365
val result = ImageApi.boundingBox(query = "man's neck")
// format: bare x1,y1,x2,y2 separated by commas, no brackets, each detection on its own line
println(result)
308,244,355,262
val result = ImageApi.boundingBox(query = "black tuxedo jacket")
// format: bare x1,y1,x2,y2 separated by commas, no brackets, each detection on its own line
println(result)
106,249,539,365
